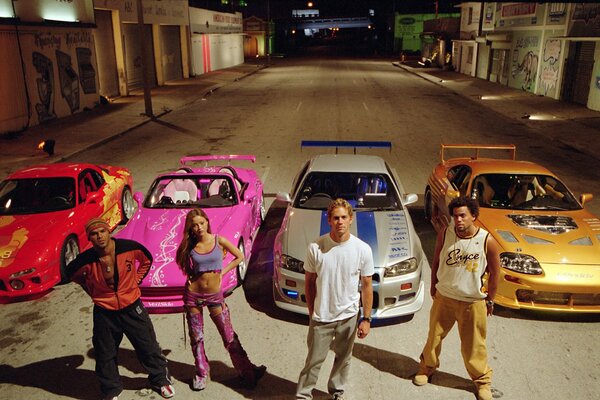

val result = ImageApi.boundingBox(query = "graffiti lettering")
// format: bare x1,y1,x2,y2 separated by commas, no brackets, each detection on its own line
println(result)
543,39,561,64
66,31,91,47
35,33,61,50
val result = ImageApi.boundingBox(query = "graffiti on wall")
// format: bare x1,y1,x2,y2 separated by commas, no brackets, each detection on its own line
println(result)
32,52,57,123
511,35,540,91
512,51,538,91
540,39,561,95
30,31,96,123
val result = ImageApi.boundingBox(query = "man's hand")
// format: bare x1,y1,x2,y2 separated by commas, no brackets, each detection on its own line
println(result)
357,319,370,339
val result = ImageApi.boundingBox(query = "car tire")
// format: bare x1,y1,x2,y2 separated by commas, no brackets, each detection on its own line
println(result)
424,187,433,222
120,187,135,224
236,241,247,286
60,235,79,283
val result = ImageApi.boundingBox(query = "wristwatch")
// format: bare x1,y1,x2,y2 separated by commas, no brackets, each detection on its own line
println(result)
485,299,494,307
361,316,372,323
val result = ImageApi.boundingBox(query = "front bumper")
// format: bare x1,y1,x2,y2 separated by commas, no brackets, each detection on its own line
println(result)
273,265,425,319
494,263,600,313
0,266,59,298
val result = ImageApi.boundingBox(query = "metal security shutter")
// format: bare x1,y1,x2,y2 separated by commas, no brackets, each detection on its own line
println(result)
94,10,119,97
160,25,182,82
0,31,28,132
123,23,156,91
562,41,595,105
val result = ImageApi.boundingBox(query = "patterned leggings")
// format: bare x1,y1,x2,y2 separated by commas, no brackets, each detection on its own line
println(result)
183,289,256,386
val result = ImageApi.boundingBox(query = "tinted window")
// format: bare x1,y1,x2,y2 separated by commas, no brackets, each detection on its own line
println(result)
0,178,76,214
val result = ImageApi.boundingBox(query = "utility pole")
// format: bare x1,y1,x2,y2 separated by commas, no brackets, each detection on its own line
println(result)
267,0,271,64
136,0,153,118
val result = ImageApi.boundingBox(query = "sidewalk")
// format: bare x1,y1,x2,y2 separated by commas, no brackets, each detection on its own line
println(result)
393,61,600,159
0,63,265,179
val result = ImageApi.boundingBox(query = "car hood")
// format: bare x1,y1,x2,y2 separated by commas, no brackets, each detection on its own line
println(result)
116,207,237,287
0,213,69,268
280,207,415,267
480,208,600,264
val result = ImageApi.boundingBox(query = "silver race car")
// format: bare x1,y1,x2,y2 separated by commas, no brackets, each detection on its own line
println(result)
273,141,428,319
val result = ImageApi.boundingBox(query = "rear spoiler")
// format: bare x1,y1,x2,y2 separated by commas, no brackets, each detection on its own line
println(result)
180,155,256,166
301,140,392,154
440,144,516,162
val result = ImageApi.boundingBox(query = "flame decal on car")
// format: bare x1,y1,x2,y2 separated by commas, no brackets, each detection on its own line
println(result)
0,227,29,268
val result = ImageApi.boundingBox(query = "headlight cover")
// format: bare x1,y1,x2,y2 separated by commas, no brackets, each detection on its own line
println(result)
280,254,305,273
385,257,418,277
10,268,36,279
500,252,543,275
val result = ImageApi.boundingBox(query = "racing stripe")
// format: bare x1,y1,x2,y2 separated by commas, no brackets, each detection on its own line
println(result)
320,210,329,236
356,211,378,265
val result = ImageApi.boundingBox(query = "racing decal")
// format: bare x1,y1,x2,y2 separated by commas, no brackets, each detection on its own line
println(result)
0,227,29,268
382,211,410,261
148,210,187,287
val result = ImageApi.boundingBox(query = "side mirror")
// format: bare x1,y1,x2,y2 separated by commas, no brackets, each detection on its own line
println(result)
580,193,594,206
276,192,292,203
403,193,418,206
85,192,101,205
134,192,144,205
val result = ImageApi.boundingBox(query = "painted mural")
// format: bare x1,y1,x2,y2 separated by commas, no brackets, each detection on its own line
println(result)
510,32,541,92
25,29,97,124
539,38,561,97
570,3,600,37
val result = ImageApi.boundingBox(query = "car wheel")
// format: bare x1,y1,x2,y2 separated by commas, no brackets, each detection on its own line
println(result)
424,187,433,222
236,241,247,286
120,188,135,224
60,235,79,282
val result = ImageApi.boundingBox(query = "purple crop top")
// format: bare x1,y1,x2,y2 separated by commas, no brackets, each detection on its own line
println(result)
190,236,223,274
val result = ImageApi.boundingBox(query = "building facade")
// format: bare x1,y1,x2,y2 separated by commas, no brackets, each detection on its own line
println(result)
453,2,600,111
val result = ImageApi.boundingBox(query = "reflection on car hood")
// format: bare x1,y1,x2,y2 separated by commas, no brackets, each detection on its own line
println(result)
282,208,413,267
480,208,600,264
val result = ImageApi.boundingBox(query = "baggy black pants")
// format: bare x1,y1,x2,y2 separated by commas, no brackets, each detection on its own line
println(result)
92,299,170,397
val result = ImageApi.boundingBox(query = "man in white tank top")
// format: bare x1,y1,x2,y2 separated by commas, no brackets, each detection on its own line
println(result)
296,199,374,400
414,197,500,400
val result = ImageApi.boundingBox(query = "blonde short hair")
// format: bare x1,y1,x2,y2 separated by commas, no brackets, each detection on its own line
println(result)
327,198,353,219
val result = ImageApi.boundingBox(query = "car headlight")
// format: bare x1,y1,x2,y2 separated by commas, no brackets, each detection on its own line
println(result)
10,268,36,279
500,252,542,275
385,257,418,277
280,254,305,273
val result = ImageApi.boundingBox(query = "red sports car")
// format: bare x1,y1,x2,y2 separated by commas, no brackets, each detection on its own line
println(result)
0,163,134,299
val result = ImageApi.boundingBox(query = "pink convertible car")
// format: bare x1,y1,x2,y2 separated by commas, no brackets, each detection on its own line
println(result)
116,155,265,313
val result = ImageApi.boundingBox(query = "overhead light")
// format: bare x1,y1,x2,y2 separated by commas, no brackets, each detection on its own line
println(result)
38,139,56,156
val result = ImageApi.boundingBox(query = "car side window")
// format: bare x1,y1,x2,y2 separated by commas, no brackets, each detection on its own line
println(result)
447,165,472,196
291,161,310,198
78,169,104,203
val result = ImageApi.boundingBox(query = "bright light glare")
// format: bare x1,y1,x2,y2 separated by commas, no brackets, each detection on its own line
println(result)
0,2,15,18
528,114,556,121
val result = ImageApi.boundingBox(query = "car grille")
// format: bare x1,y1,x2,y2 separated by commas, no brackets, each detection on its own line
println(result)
141,287,183,297
516,289,600,306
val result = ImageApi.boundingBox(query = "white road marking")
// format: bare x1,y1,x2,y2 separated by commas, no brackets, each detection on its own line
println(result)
262,166,271,183
295,102,302,112
363,102,369,111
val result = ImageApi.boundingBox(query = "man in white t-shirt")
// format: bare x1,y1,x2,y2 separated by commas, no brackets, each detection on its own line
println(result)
296,198,374,400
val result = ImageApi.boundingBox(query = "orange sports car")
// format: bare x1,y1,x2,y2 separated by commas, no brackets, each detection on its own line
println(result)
424,144,600,312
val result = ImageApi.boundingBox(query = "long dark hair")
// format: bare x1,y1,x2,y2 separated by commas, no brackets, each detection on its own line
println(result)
176,208,212,275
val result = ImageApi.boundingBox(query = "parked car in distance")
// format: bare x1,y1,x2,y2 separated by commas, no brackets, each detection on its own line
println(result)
0,163,134,299
425,143,600,312
273,141,428,320
116,155,264,313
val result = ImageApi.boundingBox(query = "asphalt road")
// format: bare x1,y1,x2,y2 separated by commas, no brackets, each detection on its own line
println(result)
1,57,600,400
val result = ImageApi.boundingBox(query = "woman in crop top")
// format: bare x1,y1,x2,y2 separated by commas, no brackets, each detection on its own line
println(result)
176,208,266,391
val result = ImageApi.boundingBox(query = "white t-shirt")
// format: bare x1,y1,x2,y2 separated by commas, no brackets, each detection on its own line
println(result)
304,234,375,323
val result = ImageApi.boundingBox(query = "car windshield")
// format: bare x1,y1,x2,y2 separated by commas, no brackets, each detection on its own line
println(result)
471,173,581,211
0,177,76,215
144,175,238,208
295,172,401,211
